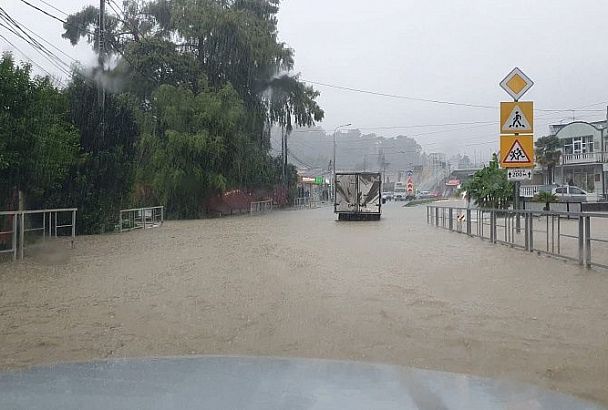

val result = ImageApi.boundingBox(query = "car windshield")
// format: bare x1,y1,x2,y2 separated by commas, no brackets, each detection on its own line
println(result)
1,1,607,408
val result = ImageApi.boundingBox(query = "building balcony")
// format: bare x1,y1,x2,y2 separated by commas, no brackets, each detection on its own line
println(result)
561,151,607,165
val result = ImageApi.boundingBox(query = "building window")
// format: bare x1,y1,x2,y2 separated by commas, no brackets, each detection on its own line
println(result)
563,135,594,155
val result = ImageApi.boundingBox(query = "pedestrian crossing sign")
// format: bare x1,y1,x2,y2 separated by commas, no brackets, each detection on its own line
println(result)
500,101,533,134
500,134,534,168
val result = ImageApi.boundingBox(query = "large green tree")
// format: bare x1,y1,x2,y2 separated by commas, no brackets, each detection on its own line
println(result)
535,135,561,184
0,54,78,209
62,0,324,217
56,76,139,233
462,154,513,209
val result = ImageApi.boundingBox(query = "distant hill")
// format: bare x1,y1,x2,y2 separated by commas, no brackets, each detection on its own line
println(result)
271,126,424,173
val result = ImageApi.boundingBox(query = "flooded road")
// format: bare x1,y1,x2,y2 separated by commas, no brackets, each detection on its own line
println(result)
1,202,607,405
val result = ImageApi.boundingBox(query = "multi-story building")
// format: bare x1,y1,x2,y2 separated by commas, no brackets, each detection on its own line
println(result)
548,119,608,199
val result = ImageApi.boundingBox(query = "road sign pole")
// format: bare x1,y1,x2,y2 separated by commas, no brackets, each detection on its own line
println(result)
514,181,521,233
499,68,534,236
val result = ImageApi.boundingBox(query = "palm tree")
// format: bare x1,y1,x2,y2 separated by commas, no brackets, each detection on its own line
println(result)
535,191,557,211
535,136,562,184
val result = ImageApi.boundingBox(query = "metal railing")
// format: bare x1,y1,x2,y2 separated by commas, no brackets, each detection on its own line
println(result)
0,208,77,261
520,185,542,198
0,211,18,261
119,206,164,232
562,151,607,165
427,205,608,270
294,197,311,209
250,200,273,215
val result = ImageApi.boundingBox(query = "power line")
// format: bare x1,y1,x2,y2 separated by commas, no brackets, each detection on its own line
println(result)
302,78,496,110
32,0,68,17
3,12,77,63
0,12,72,77
0,15,72,77
0,32,53,76
302,78,608,114
17,0,68,25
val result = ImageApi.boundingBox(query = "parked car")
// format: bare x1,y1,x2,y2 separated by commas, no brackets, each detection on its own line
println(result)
382,191,394,201
551,185,592,202
417,190,432,199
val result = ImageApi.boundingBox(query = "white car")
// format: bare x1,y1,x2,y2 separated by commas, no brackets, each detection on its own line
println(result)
551,186,593,202
381,192,394,201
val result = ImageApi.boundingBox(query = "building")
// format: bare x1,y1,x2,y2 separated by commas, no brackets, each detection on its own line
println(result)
548,119,607,199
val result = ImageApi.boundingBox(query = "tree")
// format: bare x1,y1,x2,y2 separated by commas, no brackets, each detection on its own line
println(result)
535,136,561,184
144,82,245,218
534,191,557,211
0,54,78,209
57,75,139,233
461,154,513,209
62,0,324,216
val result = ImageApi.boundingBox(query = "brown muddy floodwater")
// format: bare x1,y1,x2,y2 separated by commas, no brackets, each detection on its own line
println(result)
1,201,607,405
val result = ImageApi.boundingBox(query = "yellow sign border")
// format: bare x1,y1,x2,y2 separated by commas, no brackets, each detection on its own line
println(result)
500,101,533,134
500,134,534,168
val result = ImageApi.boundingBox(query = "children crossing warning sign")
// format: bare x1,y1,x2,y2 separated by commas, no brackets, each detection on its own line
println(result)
500,101,533,133
500,135,534,168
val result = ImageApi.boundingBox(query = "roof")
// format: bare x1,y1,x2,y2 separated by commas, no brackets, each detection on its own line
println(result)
549,120,607,136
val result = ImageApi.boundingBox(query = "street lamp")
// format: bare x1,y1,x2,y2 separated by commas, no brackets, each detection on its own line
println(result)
332,123,352,200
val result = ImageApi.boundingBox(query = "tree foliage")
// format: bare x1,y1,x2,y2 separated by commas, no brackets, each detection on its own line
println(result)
534,191,557,211
535,135,561,184
58,0,323,222
461,154,513,209
54,76,140,233
0,54,78,207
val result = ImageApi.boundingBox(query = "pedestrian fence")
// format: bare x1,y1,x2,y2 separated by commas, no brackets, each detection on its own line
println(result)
0,208,77,261
119,206,164,232
250,200,273,216
427,205,608,270
295,197,311,209
294,197,329,209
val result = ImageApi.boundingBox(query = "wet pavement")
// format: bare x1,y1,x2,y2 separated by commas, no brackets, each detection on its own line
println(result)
1,201,607,405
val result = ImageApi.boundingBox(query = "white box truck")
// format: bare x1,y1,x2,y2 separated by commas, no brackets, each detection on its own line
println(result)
334,172,383,221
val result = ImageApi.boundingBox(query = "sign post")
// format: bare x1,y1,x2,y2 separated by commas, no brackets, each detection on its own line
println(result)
499,67,535,233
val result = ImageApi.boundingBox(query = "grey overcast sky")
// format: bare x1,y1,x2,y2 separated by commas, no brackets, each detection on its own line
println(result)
2,0,608,158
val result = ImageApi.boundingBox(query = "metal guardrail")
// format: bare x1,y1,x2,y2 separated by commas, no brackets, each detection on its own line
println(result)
294,197,328,209
427,205,608,270
0,208,77,261
295,197,311,209
250,200,273,215
119,206,164,232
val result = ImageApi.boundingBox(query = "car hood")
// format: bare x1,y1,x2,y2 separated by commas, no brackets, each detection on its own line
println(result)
0,356,603,410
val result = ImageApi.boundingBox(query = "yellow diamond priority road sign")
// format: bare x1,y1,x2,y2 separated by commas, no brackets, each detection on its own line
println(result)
500,101,533,134
500,67,534,101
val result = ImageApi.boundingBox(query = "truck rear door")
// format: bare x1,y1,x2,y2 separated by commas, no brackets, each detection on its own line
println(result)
358,174,381,214
335,174,358,212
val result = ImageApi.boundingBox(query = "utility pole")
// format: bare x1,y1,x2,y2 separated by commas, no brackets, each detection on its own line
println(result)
99,0,105,141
